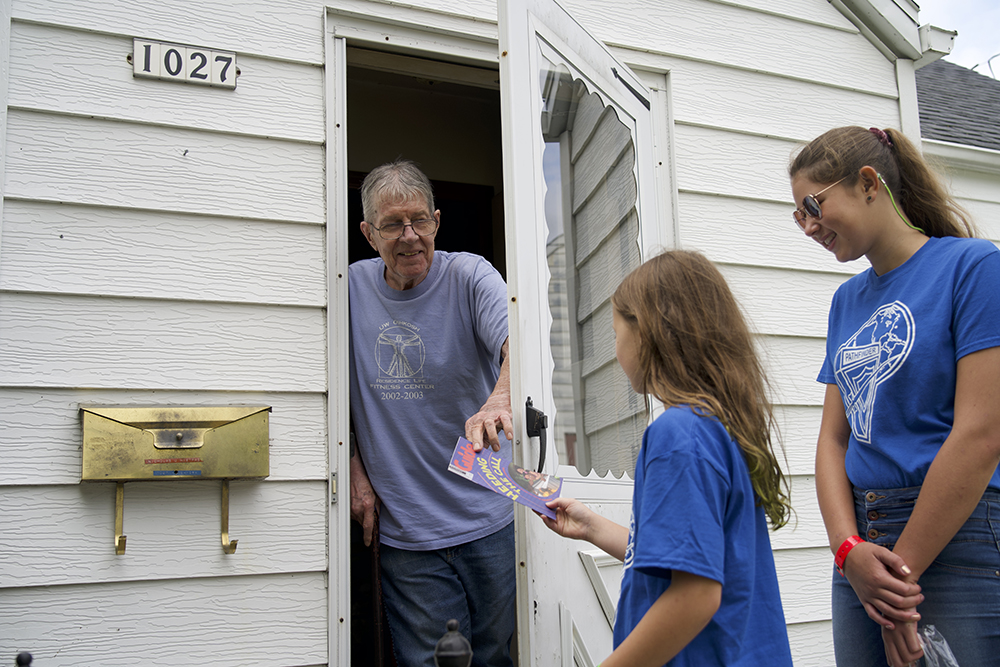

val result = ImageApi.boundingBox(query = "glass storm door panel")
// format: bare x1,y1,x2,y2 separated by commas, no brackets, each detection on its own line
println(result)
498,0,661,664
539,56,646,478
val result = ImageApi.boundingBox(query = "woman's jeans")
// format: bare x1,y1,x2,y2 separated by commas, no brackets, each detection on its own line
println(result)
379,521,515,667
832,486,1000,666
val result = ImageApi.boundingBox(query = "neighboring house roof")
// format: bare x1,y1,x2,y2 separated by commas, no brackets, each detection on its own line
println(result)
916,58,1000,152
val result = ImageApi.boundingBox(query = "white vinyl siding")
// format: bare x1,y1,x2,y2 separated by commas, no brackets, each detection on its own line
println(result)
0,575,328,666
8,21,325,142
0,7,330,666
925,149,1000,246
0,201,326,304
3,111,323,219
0,390,327,485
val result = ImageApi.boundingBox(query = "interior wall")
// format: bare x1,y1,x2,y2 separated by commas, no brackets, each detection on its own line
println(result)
346,64,503,190
345,59,506,269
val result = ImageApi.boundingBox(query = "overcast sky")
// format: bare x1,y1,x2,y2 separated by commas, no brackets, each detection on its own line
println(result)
916,0,1000,75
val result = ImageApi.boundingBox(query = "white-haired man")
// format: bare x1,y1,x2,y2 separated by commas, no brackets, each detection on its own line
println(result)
349,159,515,667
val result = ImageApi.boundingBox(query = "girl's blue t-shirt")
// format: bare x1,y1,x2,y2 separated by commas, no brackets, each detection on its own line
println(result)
818,236,1000,491
613,405,792,666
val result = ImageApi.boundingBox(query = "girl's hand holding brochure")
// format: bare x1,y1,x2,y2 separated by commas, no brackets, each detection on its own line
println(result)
541,497,628,563
540,497,594,541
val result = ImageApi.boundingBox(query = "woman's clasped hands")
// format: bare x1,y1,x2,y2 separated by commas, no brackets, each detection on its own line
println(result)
842,541,925,666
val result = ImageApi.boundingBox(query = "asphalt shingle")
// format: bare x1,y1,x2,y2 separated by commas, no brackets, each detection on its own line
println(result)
916,58,1000,152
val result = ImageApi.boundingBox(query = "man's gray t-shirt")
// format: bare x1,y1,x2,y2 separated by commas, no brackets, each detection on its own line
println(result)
349,251,513,549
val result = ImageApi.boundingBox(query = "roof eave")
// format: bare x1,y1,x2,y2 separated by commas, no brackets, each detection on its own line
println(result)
922,138,1000,176
830,0,924,61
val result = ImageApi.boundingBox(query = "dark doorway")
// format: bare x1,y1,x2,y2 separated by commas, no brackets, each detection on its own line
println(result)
345,47,504,667
347,173,501,274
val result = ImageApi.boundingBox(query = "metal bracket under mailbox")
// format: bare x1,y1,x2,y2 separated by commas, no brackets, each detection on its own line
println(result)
113,480,239,554
81,405,271,556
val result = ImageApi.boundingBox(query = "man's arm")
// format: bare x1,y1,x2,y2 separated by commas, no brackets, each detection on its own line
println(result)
350,444,380,547
465,337,513,452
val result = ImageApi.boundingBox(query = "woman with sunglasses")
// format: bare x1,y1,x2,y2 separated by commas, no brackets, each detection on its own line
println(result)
790,126,1000,667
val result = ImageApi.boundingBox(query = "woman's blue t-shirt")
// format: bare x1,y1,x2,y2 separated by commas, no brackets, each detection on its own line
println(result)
818,236,1000,490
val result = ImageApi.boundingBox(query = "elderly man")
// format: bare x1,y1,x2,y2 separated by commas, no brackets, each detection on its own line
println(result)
349,159,515,667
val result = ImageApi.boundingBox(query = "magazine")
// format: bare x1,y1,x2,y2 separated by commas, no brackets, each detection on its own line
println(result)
448,436,563,520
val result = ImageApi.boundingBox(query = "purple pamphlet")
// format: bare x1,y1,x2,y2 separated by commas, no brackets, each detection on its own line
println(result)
448,436,562,520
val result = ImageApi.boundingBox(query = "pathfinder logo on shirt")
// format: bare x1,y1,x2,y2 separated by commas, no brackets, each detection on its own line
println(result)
623,510,635,571
834,301,915,443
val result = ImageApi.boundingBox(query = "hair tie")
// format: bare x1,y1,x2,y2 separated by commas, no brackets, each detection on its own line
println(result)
869,127,893,148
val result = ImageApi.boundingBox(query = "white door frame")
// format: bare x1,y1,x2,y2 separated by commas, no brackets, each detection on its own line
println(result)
324,6,502,665
0,0,11,254
323,12,351,667
498,0,674,662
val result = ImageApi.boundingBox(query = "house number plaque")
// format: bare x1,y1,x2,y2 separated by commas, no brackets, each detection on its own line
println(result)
132,38,238,89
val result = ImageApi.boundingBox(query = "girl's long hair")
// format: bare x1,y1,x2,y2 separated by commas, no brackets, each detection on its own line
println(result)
788,126,976,238
612,251,791,529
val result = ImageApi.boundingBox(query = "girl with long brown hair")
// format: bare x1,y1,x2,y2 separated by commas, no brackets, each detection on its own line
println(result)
541,250,793,667
791,126,1000,666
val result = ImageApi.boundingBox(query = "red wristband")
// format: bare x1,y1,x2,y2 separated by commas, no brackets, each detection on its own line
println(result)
834,535,864,576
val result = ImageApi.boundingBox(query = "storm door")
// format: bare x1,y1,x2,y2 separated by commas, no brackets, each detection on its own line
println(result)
498,0,667,664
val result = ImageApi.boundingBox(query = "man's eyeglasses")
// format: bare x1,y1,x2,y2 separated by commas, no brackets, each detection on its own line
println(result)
371,218,439,240
793,177,847,228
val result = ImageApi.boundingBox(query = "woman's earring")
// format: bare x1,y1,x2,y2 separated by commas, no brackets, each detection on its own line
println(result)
867,196,872,202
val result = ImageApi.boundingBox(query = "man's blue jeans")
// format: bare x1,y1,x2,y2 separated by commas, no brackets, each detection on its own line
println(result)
379,521,516,667
832,486,1000,666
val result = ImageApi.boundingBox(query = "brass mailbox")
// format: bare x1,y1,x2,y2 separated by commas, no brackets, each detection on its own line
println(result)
80,405,271,555
82,405,270,481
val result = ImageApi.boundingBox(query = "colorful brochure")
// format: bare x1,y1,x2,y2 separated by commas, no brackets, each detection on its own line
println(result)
447,436,563,520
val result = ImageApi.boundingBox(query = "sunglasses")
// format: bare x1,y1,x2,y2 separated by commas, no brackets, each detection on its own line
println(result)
793,176,847,228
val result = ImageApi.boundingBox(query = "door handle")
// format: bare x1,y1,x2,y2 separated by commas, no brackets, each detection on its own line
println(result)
525,397,549,472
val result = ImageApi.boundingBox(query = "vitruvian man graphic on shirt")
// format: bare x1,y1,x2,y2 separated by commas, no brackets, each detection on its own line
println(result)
834,301,915,444
375,324,425,380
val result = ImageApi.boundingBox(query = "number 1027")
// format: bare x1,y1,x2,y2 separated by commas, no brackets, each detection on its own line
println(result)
132,38,237,89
